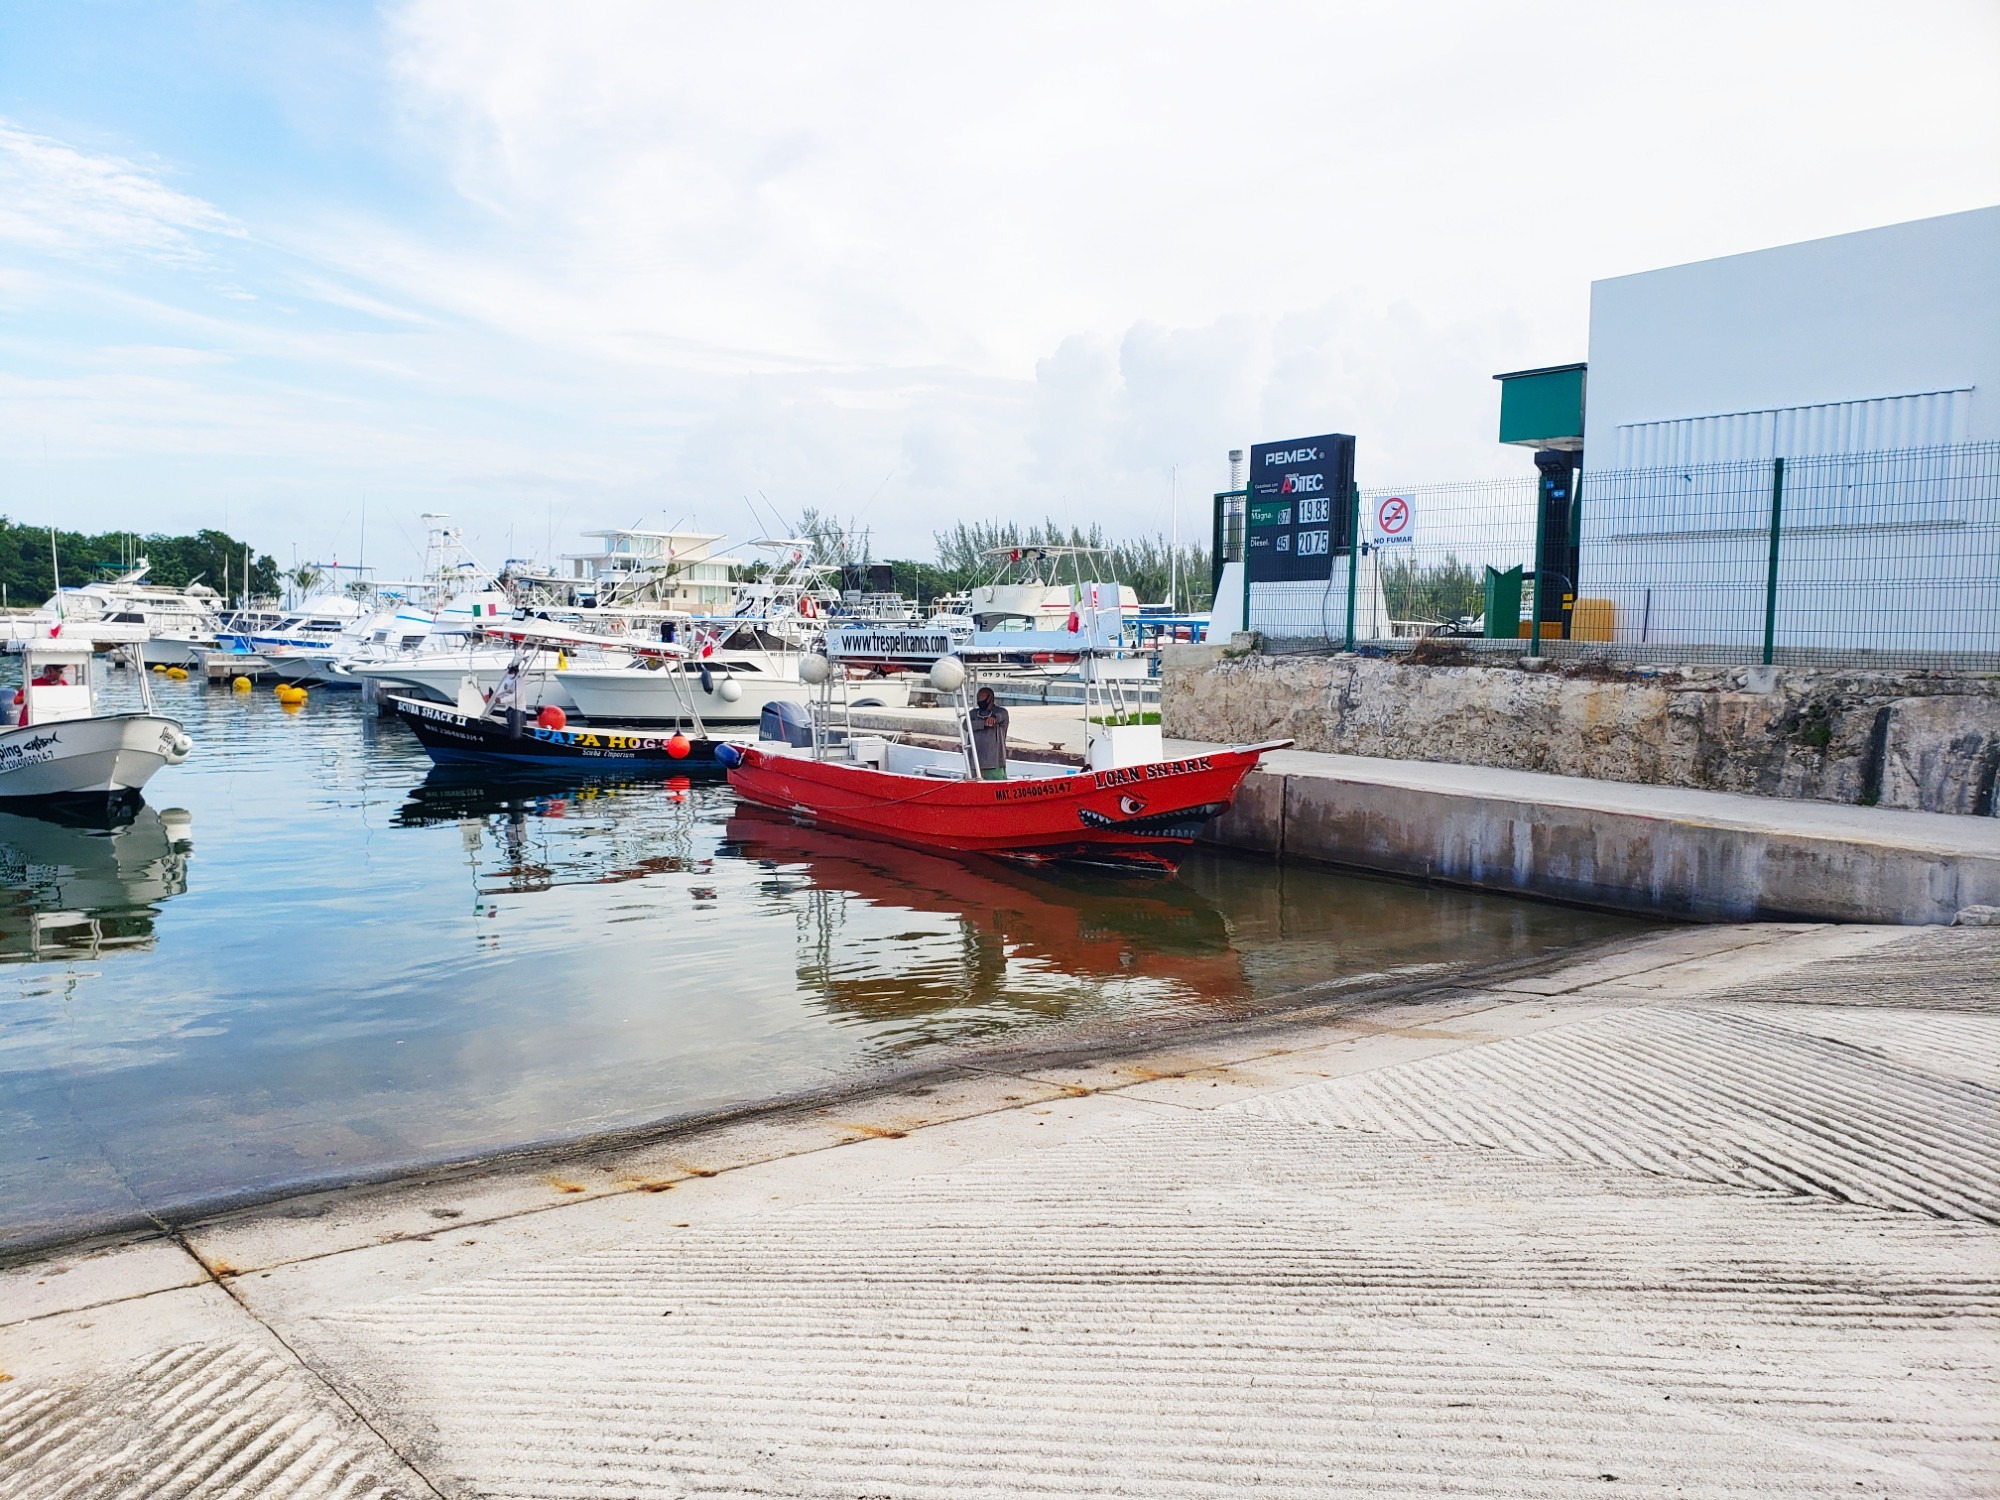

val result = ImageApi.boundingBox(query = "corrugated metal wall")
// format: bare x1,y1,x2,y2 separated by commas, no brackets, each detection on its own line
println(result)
1612,388,1972,468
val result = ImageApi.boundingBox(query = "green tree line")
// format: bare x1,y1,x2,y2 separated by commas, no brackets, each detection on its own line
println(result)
1376,552,1490,623
0,519,279,607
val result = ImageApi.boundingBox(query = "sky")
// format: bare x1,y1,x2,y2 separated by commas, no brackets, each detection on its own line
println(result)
0,1,1995,579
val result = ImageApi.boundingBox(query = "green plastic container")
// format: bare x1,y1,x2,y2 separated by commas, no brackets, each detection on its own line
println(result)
1483,566,1523,639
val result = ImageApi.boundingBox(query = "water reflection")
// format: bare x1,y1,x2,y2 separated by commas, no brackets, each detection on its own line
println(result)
0,804,191,962
394,770,708,895
723,805,1251,1040
2,683,1651,1251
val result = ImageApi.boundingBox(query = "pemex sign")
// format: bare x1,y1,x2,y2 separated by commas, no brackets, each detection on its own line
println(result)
1246,433,1356,583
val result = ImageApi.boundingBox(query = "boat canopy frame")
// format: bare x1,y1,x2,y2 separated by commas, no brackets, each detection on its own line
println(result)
477,620,713,738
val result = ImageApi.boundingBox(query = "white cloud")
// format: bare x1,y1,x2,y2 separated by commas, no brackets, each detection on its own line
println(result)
3,1,1997,574
0,120,241,265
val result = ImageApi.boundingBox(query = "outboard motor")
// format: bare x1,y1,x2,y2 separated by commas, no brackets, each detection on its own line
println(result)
759,699,813,747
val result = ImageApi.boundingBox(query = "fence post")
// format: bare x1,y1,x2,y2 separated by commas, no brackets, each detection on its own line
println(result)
1762,456,1785,666
1240,496,1253,640
1210,491,1231,601
1344,480,1360,650
1528,487,1545,659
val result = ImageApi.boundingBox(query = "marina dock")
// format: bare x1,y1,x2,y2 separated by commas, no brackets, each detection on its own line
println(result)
5,919,1994,1495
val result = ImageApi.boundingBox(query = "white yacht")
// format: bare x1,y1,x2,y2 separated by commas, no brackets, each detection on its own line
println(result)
43,560,226,668
0,628,192,808
190,593,370,683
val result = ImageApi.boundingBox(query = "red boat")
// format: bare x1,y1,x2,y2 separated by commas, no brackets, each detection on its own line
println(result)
725,734,1287,875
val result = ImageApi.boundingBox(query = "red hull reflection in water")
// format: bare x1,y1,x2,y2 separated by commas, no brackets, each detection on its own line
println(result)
724,805,1251,1022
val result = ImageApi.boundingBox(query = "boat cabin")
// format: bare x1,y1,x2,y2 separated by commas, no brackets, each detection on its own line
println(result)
12,642,98,727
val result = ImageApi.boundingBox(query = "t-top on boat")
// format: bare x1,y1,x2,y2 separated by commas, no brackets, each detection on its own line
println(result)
723,593,1287,875
388,619,744,776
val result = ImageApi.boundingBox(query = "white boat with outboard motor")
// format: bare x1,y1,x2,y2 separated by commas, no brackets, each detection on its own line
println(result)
729,598,1286,875
0,623,192,808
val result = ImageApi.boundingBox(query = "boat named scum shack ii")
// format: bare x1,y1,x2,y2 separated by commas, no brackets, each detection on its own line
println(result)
723,596,1288,875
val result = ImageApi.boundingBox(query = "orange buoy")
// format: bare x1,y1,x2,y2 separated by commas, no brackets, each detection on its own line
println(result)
666,733,690,760
537,705,567,730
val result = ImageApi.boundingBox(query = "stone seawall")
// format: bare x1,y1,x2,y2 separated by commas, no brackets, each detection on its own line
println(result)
1163,647,2000,816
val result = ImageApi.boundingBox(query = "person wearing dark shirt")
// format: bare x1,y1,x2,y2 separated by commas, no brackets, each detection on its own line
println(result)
971,686,1009,780
489,660,525,738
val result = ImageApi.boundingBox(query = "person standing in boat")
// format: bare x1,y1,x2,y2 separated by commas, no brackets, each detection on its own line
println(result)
972,686,1009,781
488,659,525,738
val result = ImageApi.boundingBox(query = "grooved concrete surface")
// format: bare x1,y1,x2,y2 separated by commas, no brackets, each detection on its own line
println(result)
4,922,1996,1497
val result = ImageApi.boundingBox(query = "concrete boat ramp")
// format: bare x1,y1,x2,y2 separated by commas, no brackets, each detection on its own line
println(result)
5,919,1997,1496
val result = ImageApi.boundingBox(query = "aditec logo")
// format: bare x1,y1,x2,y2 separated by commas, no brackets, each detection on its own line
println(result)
1278,472,1325,495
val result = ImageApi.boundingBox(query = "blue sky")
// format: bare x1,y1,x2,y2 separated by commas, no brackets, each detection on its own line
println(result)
2,1,1996,579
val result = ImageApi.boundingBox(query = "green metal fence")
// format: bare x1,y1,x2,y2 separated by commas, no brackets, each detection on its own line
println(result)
1243,440,2000,671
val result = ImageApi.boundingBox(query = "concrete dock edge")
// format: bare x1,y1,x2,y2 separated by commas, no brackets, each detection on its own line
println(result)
1206,756,2000,923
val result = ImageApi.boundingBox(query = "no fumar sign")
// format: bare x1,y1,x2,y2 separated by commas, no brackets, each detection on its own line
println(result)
1374,494,1414,546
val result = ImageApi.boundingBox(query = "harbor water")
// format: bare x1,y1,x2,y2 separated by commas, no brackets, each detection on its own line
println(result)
1,673,1645,1250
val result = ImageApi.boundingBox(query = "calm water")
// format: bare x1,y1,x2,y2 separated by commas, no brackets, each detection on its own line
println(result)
0,672,1645,1248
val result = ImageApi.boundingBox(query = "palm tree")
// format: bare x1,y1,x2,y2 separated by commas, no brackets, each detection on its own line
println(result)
287,563,324,602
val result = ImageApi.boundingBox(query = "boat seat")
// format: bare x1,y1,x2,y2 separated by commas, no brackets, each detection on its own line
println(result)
918,765,967,779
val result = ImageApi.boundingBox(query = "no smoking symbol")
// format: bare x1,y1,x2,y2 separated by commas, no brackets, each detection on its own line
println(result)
1377,497,1410,535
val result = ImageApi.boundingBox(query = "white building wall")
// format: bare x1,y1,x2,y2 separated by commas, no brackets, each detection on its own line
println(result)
1579,207,2000,656
1584,206,2000,461
1612,387,1973,469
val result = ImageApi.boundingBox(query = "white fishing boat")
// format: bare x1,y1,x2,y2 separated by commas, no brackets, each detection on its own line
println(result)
0,629,192,809
555,619,912,725
548,537,914,724
335,588,587,707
